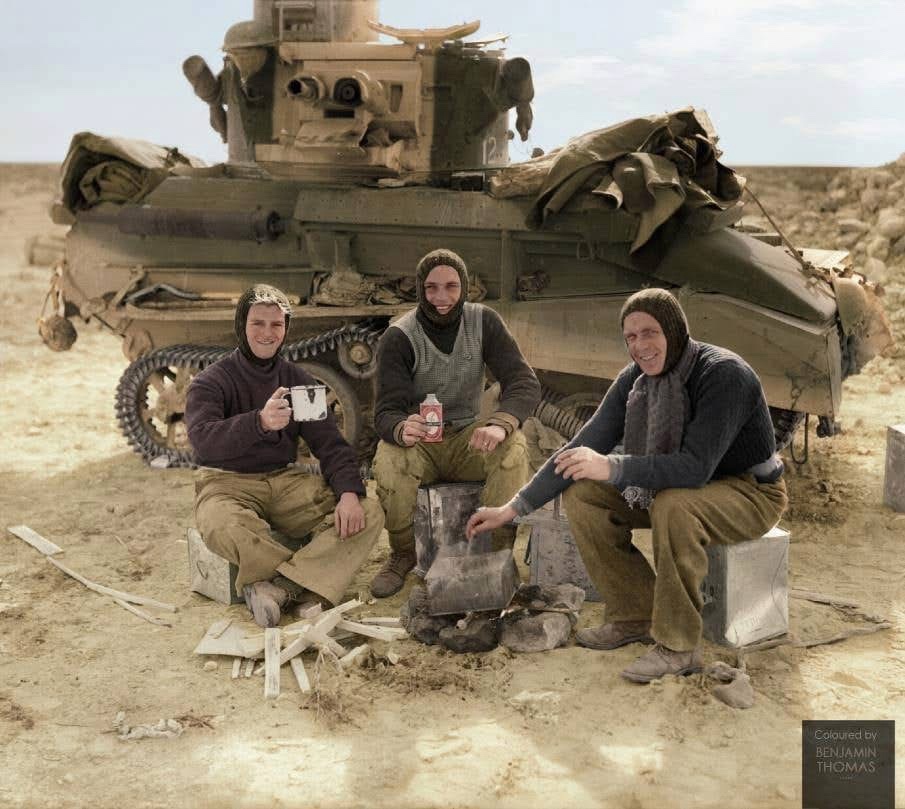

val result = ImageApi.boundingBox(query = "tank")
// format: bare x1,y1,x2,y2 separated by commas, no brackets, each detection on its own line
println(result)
42,0,893,467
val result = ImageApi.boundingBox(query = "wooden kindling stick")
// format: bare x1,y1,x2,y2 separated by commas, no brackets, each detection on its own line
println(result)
8,524,176,626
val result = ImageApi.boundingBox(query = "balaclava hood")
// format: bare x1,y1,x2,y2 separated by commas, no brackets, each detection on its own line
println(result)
619,288,689,375
235,284,292,366
415,249,469,327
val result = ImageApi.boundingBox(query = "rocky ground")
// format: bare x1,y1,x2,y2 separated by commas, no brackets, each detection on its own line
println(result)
0,161,903,809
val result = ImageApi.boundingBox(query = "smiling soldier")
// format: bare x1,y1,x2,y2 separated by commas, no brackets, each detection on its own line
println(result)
467,288,787,682
185,284,384,627
369,249,540,598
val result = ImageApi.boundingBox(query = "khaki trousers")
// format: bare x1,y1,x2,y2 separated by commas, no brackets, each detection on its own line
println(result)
562,475,788,651
194,467,383,605
373,423,530,553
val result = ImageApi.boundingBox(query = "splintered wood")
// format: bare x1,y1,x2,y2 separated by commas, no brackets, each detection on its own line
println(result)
6,524,177,626
264,628,281,699
194,598,407,700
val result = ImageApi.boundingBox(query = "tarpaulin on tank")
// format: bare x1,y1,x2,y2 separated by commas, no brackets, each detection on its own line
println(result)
59,132,209,214
497,108,744,253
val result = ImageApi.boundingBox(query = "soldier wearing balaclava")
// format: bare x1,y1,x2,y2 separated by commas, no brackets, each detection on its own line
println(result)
185,284,384,629
368,248,541,598
466,288,787,685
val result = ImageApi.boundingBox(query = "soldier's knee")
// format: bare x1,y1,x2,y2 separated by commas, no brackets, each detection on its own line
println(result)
488,429,529,472
562,478,598,507
649,489,699,538
361,496,386,531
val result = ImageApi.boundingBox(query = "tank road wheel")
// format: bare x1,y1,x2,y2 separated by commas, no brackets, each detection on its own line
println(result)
294,360,362,450
115,345,227,468
555,392,602,425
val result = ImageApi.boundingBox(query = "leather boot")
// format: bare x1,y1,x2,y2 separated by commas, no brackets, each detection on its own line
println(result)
369,549,417,598
242,580,290,628
621,643,703,683
575,621,653,650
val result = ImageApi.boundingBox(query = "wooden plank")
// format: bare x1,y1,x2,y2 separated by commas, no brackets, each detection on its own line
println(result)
193,622,265,658
282,598,361,634
339,644,370,669
264,628,281,700
244,659,254,678
46,556,177,612
279,611,346,664
335,619,408,642
112,598,172,627
790,589,861,609
231,657,242,679
357,616,402,627
289,657,311,694
7,525,63,556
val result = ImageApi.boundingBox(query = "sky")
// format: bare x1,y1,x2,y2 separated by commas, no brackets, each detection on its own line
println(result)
3,0,904,167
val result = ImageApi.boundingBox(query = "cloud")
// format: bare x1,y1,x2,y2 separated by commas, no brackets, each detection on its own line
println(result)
635,0,845,60
534,56,668,93
820,58,905,85
782,115,905,140
748,61,805,76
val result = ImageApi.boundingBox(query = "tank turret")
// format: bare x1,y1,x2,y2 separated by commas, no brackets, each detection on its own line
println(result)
44,0,892,469
183,0,534,181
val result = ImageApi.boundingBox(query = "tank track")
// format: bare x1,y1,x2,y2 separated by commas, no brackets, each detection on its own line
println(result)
114,318,388,468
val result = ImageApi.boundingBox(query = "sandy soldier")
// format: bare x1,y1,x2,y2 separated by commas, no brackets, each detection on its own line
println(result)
468,288,788,682
185,284,384,627
369,249,541,597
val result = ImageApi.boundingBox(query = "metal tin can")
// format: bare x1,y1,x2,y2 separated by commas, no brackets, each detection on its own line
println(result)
420,393,443,443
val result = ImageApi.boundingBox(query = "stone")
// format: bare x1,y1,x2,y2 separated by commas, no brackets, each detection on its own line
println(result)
836,230,863,248
500,611,572,653
837,217,868,233
867,169,896,189
712,672,756,709
400,586,455,645
876,210,905,241
820,188,848,211
203,661,218,672
866,235,891,261
511,582,586,624
863,257,888,284
859,188,886,214
438,615,501,653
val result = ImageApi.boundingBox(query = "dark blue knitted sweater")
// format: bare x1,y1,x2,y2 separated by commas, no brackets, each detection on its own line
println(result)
515,342,776,512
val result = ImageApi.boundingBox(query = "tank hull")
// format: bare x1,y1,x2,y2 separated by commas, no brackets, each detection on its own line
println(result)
60,174,847,419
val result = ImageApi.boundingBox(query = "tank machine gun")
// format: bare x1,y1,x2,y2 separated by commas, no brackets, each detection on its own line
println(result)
43,0,892,467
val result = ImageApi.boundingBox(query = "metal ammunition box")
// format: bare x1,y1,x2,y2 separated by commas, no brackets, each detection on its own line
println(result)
884,424,905,512
701,526,790,648
187,527,242,605
187,526,306,605
425,550,520,616
524,500,601,602
413,483,492,577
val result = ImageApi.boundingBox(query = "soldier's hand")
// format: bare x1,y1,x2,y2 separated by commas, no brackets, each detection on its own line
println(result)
469,425,506,454
334,492,365,539
400,414,429,446
553,446,611,482
466,504,516,539
260,387,292,432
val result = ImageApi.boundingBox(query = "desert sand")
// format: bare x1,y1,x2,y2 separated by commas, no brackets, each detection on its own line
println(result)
0,162,903,809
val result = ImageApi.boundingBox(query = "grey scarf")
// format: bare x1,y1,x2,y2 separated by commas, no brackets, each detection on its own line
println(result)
621,339,700,509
